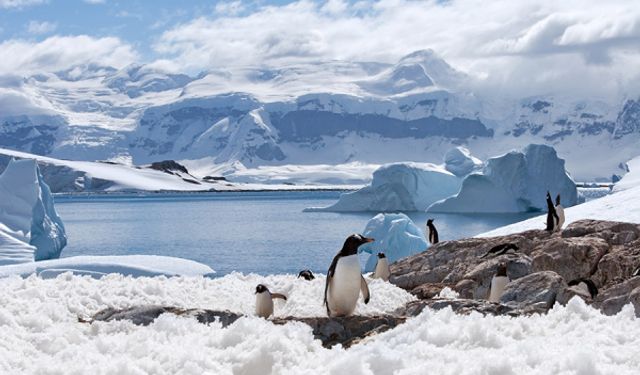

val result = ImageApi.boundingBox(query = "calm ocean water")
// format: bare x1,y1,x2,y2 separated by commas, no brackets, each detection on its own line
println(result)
54,191,536,276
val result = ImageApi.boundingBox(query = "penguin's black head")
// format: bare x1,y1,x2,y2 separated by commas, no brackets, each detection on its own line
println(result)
340,234,374,256
255,284,268,294
555,194,561,206
377,252,386,259
496,263,508,277
427,219,434,226
297,269,315,280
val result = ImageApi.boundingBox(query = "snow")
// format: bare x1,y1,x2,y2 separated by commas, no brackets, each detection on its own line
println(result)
0,158,66,264
307,162,461,212
359,213,428,272
443,146,483,177
429,144,578,213
479,156,640,236
0,274,639,373
0,255,215,278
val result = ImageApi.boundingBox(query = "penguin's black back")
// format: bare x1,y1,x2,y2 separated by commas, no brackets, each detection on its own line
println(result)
546,192,558,231
427,220,439,244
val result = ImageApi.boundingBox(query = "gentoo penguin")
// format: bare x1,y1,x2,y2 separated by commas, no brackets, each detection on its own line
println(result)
255,284,287,318
426,219,439,245
480,243,519,258
324,234,373,317
372,252,390,281
568,278,598,299
545,192,559,232
555,194,565,231
487,263,509,303
297,269,315,281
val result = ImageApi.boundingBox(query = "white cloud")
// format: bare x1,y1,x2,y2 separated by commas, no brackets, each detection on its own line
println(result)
0,35,138,75
152,0,640,98
214,0,245,16
0,0,45,8
26,20,57,34
83,0,105,3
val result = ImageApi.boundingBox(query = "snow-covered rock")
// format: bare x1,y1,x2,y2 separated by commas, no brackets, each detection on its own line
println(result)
443,146,482,177
429,144,578,213
306,162,461,212
359,213,428,272
0,158,66,264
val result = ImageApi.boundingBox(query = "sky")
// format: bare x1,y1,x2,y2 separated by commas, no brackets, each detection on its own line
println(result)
0,0,639,99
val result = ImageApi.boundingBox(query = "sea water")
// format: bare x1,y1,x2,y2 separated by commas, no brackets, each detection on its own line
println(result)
54,191,536,275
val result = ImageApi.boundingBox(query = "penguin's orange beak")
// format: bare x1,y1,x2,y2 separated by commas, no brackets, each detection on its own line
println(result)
363,237,375,243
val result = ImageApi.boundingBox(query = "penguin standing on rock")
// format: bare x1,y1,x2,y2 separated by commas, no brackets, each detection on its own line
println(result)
480,243,519,258
487,263,510,303
324,234,373,317
255,284,287,318
427,219,439,245
372,252,390,281
545,192,559,232
555,194,565,231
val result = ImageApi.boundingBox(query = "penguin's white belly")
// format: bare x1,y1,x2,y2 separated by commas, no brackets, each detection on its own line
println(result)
373,259,390,281
555,205,565,231
255,292,273,318
328,255,362,316
488,276,509,303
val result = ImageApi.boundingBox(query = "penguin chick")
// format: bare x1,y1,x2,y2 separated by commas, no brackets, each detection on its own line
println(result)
372,252,390,281
255,284,287,318
324,234,373,317
427,219,439,245
487,263,509,303
480,243,519,258
297,269,315,281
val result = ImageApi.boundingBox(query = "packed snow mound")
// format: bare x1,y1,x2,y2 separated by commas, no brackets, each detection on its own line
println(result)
359,213,428,272
306,162,461,212
0,255,214,278
613,155,640,192
443,146,483,177
429,144,578,213
0,158,66,264
1,276,639,373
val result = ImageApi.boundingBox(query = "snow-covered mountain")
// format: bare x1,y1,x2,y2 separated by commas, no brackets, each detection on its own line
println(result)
1,49,638,181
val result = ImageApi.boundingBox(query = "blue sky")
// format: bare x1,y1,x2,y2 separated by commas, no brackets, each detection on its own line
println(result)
0,0,638,98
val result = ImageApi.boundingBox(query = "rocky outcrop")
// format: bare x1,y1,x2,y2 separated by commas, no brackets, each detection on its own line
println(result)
391,219,640,316
84,305,406,349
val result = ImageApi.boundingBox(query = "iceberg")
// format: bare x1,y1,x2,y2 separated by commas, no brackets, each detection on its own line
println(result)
359,213,428,272
0,158,66,264
306,162,461,212
443,146,483,177
429,144,578,213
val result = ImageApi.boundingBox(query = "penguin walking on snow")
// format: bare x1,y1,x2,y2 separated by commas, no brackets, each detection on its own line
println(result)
297,269,315,280
324,234,373,317
545,192,559,232
255,284,287,318
427,219,439,245
480,243,519,258
372,252,390,281
487,263,509,303
555,194,565,231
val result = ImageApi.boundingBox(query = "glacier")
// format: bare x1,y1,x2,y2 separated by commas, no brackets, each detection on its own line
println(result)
359,213,428,272
429,144,578,213
444,146,483,177
0,158,66,264
306,162,461,212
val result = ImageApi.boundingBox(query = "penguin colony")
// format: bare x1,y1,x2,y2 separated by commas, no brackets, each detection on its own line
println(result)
254,191,584,318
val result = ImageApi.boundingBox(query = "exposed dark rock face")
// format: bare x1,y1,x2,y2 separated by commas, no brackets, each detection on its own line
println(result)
149,160,190,175
391,219,640,316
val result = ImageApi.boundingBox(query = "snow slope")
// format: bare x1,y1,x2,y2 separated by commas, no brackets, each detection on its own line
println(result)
479,154,640,237
0,274,638,373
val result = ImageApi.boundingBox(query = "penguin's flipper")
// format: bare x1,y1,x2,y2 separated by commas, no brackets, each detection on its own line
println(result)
324,254,340,315
271,293,287,301
360,275,370,304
